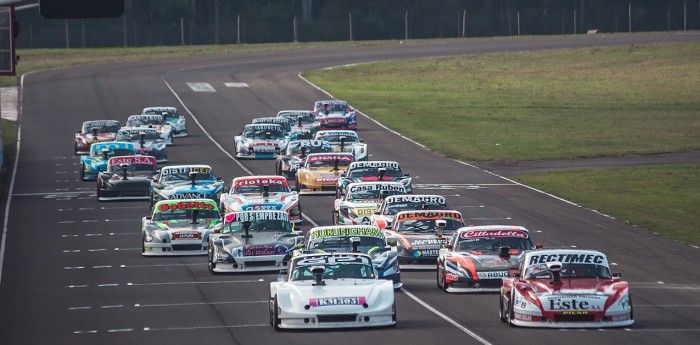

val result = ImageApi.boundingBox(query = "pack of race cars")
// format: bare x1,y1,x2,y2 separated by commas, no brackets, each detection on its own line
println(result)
75,99,634,330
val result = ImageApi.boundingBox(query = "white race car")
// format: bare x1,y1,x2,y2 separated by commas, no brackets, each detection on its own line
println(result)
122,114,173,145
234,123,289,159
219,175,302,224
142,106,187,137
333,182,407,225
270,252,396,329
314,130,368,161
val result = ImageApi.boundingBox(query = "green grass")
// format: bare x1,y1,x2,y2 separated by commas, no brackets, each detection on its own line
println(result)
305,42,700,162
514,165,700,246
1,119,17,166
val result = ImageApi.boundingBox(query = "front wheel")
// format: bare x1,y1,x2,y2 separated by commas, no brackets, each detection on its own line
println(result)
272,296,281,330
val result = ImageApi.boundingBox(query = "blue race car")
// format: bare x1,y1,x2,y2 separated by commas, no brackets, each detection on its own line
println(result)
150,165,224,207
79,141,137,181
115,128,168,163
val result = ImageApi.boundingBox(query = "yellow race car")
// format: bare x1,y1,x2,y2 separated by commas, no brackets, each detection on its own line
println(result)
294,152,354,195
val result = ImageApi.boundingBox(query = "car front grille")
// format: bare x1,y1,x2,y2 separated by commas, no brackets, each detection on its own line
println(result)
244,261,276,268
318,314,357,323
553,314,596,322
172,244,204,251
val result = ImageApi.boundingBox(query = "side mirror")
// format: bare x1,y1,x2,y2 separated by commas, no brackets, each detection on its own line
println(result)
535,243,543,249
214,229,221,234
404,173,409,177
612,272,622,278
386,240,397,247
445,244,453,250
513,272,521,278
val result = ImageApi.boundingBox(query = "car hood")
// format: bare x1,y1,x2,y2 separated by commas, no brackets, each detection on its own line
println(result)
154,181,223,199
215,231,295,257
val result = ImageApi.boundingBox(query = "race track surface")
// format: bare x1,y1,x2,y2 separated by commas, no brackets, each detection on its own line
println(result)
1,32,699,345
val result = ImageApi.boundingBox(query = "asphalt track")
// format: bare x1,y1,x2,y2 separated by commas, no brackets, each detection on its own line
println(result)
1,32,700,345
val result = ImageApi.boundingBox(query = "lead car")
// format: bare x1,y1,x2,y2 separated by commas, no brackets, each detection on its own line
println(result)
500,249,634,328
269,252,396,330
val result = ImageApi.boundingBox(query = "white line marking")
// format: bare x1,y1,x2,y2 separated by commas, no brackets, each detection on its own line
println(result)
121,263,204,268
66,285,88,288
64,266,85,270
636,305,700,307
104,219,142,222
88,249,107,252
110,232,140,236
114,248,140,251
100,305,123,309
63,250,81,253
68,306,92,310
401,287,493,345
186,82,216,92
136,300,266,308
224,82,249,88
144,324,267,332
107,329,133,333
58,221,75,224
92,265,112,269
12,191,92,196
101,206,146,210
127,280,261,287
97,283,120,287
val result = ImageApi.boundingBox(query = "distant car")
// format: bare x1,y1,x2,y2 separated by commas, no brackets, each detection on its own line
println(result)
294,152,354,195
269,252,396,330
277,110,320,139
500,249,634,328
123,114,173,145
252,117,294,140
96,155,158,201
74,120,121,155
141,199,222,256
313,130,367,161
150,165,224,207
219,175,302,224
79,141,137,181
142,106,187,137
275,140,333,179
333,182,407,225
384,210,466,269
234,123,288,159
207,210,303,273
312,100,357,130
115,128,168,163
299,225,402,289
337,161,412,197
370,195,448,231
437,225,539,292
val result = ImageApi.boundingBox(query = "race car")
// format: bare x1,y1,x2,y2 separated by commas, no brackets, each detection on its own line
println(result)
384,210,466,269
312,100,357,130
337,161,412,197
314,130,367,161
437,225,540,292
220,175,302,224
150,165,224,207
333,182,407,225
79,141,137,181
142,106,187,137
275,140,333,179
96,155,158,201
233,123,288,159
300,225,402,289
74,120,121,155
276,110,320,139
115,128,168,163
252,117,294,140
122,114,173,145
500,249,634,328
370,195,449,231
294,152,354,195
269,252,395,330
141,199,222,256
208,210,303,273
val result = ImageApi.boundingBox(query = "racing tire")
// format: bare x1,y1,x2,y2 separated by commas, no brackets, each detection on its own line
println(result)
79,164,86,180
332,211,338,225
272,296,281,331
207,244,219,274
389,303,397,328
436,264,442,289
438,264,449,292
499,293,507,323
295,180,301,192
506,291,516,327
275,162,282,177
74,142,79,155
233,142,240,160
141,234,146,254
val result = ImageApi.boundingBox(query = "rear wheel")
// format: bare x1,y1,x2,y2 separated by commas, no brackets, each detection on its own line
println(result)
499,293,507,322
272,296,281,330
208,244,218,274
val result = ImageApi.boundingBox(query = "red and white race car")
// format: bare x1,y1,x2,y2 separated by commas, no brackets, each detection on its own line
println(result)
219,176,302,224
74,120,121,155
500,249,634,328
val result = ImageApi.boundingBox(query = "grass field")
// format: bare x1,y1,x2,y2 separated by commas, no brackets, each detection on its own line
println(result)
1,36,698,245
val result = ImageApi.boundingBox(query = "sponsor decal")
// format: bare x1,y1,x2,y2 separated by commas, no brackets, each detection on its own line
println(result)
349,184,404,193
172,192,209,199
242,204,281,211
317,130,356,137
351,208,376,217
413,249,440,257
310,226,382,239
309,297,366,307
410,238,448,246
108,156,157,166
296,254,372,266
253,118,286,124
171,231,202,240
387,195,446,205
307,154,354,163
133,115,163,122
349,161,400,169
251,142,278,147
243,244,287,256
84,120,119,128
247,124,280,131
528,253,606,266
279,111,312,117
476,271,509,279
161,166,212,175
234,177,285,187
321,117,346,123
120,128,159,135
396,211,462,221
157,201,216,212
460,229,529,239
225,211,289,223
544,296,604,311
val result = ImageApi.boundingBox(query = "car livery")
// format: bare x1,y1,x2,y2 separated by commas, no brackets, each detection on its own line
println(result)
74,120,121,155
208,210,303,273
234,123,288,159
370,195,448,231
115,128,168,163
333,182,407,225
384,210,465,269
437,225,538,292
270,252,395,330
300,225,402,289
314,130,367,161
220,175,302,224
277,110,320,139
79,141,137,181
123,114,173,145
141,199,222,256
337,161,412,197
312,100,357,130
275,140,333,179
295,153,354,195
142,106,187,137
500,249,634,328
150,165,224,207
97,155,158,201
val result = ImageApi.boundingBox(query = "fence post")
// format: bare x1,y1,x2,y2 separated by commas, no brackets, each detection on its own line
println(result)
628,1,632,33
293,16,298,42
684,0,687,31
64,19,69,48
122,15,127,47
573,9,577,34
349,12,353,41
462,9,466,37
404,11,408,40
81,19,85,48
214,0,219,44
180,17,184,45
517,11,520,36
237,15,241,44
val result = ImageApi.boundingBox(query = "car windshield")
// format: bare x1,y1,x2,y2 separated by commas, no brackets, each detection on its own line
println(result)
348,167,403,178
222,219,291,233
92,148,133,157
280,113,315,124
144,109,178,120
161,172,215,183
349,189,404,200
287,145,330,156
307,158,352,169
525,263,612,279
152,208,220,222
243,128,284,140
291,263,374,281
384,203,447,215
232,184,290,194
317,134,359,143
117,132,161,141
109,164,156,175
395,219,464,233
319,103,347,113
83,123,120,133
128,117,162,126
455,237,534,252
307,236,385,253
